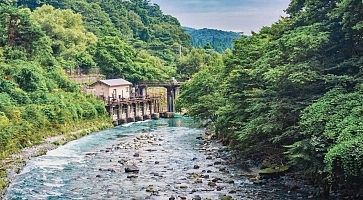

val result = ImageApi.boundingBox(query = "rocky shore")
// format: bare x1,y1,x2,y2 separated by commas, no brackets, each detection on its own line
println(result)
0,122,112,198
77,126,318,199
4,119,324,199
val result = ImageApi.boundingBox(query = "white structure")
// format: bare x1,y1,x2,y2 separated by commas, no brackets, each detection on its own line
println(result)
90,79,132,99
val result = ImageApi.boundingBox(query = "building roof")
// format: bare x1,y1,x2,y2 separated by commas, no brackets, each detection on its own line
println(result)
95,78,132,87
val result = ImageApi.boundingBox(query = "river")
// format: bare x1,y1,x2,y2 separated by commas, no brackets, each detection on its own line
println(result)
5,117,314,200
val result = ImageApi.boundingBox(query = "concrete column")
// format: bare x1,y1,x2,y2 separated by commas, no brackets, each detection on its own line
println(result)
158,100,161,113
166,87,172,112
126,104,130,119
171,88,175,112
166,87,176,113
134,104,137,118
109,105,114,120
135,103,142,121
149,101,153,115
141,103,145,116
137,103,140,118
117,104,122,120
127,104,135,123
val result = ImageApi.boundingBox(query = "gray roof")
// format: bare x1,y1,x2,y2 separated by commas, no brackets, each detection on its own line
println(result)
97,79,132,87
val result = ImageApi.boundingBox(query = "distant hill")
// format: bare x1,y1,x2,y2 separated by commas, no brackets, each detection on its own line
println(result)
184,27,242,52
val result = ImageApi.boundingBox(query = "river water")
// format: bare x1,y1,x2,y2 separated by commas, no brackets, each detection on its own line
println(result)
5,117,313,200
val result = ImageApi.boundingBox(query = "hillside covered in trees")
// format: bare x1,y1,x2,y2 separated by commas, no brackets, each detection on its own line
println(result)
14,0,191,81
179,0,362,197
184,27,241,52
1,0,362,198
0,0,192,189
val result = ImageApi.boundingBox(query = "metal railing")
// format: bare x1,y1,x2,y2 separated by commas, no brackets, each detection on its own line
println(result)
103,95,163,105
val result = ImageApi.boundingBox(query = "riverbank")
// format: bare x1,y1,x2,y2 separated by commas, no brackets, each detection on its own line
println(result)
0,118,113,197
207,128,362,200
5,117,320,199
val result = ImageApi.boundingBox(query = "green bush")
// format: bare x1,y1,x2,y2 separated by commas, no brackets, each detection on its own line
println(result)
288,88,363,187
325,135,363,182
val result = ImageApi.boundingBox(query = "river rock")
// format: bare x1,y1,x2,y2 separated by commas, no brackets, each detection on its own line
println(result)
125,165,139,173
192,195,202,200
208,182,217,187
214,161,222,165
194,165,200,169
253,179,267,185
118,160,125,165
127,175,138,179
220,195,233,200
150,172,159,176
212,178,222,182
219,167,227,172
179,184,189,189
216,186,223,191
133,153,140,157
195,179,203,184
107,168,116,173
258,165,289,179
146,185,157,193
202,174,210,179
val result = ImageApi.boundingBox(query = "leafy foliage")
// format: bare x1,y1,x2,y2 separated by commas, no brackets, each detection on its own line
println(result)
0,3,110,162
0,0,192,191
30,5,97,69
176,48,223,80
180,0,363,195
16,0,191,74
184,27,241,52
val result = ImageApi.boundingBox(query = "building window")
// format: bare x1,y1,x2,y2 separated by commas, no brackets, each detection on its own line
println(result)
126,87,129,92
113,89,117,98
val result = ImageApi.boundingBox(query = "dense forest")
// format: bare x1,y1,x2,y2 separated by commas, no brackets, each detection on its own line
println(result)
13,0,191,81
184,27,241,52
0,0,362,198
0,0,191,189
179,0,362,197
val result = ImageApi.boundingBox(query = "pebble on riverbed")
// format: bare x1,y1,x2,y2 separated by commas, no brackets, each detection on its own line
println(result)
125,165,139,173
5,121,318,200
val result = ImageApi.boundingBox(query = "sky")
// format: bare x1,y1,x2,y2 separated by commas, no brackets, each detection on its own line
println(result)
150,0,291,34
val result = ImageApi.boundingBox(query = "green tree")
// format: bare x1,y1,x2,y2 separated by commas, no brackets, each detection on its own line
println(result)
0,5,45,58
179,0,363,195
31,5,97,69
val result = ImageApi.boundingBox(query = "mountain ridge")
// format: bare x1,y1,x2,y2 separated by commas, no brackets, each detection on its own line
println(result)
183,27,242,52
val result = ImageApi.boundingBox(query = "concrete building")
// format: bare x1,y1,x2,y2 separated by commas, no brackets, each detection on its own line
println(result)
90,79,133,99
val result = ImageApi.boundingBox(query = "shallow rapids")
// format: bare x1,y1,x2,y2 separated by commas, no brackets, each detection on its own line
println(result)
5,117,313,200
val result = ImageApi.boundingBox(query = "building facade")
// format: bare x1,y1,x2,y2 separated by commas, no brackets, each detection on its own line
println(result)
90,79,133,99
